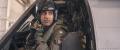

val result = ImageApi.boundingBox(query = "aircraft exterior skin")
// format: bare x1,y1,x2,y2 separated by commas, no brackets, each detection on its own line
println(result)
88,0,120,50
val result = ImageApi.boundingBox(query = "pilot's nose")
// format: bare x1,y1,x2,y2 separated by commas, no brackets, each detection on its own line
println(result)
44,13,49,19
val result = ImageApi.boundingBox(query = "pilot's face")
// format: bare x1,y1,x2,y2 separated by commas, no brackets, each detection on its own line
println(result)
40,10,54,26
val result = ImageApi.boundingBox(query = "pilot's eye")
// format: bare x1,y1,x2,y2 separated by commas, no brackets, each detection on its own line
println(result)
41,11,46,15
48,11,53,15
40,11,53,16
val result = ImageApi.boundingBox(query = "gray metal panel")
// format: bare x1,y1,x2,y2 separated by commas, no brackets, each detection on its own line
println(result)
88,0,120,50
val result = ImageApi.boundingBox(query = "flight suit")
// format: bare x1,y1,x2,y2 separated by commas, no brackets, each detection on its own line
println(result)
30,19,68,50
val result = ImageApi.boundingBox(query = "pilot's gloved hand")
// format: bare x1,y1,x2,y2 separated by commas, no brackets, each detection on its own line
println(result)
31,21,42,31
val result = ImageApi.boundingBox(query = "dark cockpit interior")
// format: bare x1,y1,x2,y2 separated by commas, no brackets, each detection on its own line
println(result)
0,0,96,50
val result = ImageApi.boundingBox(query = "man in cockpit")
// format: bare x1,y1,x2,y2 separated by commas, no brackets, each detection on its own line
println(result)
14,0,67,50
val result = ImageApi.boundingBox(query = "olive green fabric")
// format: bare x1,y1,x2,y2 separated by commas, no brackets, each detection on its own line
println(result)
30,20,67,50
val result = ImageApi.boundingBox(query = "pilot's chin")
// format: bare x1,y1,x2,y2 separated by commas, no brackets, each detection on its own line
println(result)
43,23,52,26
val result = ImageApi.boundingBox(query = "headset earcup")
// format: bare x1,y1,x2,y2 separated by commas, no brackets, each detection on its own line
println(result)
54,10,58,21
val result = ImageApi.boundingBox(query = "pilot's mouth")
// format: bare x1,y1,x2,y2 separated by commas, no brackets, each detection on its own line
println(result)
44,20,50,23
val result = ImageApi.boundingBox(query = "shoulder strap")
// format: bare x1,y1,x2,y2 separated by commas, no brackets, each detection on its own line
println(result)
42,22,57,42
